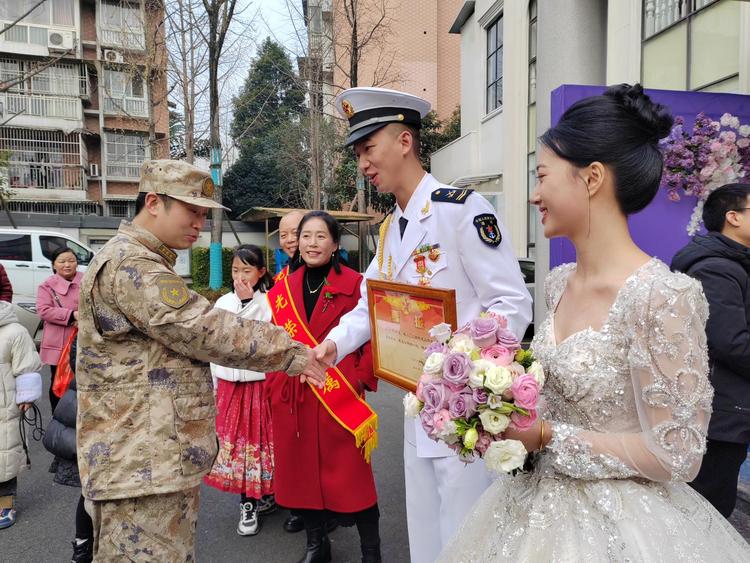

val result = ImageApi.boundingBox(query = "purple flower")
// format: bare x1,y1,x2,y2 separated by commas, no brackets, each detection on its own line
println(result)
448,391,477,419
496,328,521,351
424,341,447,358
419,409,437,438
422,380,448,412
442,352,472,387
469,317,498,348
472,387,488,405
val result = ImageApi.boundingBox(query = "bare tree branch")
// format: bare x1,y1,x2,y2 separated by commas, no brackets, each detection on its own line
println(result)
0,0,48,36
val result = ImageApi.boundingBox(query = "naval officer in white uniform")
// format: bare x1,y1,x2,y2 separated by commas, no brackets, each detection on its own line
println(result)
316,87,532,563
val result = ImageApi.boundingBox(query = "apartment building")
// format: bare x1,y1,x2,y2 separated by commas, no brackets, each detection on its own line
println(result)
0,0,168,235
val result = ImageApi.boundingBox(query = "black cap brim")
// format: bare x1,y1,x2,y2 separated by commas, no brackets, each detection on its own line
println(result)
344,123,388,147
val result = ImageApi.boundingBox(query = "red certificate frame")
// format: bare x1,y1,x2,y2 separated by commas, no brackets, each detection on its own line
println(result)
366,279,457,392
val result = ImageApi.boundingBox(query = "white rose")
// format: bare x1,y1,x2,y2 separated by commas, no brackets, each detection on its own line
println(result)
484,365,513,395
429,323,453,344
403,392,422,418
468,359,494,389
528,361,545,387
740,124,750,138
483,439,528,474
487,393,504,409
478,409,511,435
436,420,460,444
450,334,480,356
423,352,446,375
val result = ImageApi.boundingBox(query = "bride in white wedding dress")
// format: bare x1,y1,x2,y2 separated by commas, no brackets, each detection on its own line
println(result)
439,85,750,562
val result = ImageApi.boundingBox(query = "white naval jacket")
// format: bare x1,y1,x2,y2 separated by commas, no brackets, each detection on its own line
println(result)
327,172,533,457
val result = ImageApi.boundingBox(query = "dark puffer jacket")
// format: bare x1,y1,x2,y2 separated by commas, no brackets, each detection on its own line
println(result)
672,232,750,444
42,340,80,486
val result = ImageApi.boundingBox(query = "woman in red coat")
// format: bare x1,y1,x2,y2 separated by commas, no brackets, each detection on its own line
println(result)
266,211,380,563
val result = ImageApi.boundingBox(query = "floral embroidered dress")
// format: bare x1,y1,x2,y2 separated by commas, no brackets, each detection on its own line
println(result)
439,259,750,562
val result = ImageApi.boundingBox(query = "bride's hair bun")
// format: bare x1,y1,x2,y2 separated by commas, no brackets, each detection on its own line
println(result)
605,83,674,143
540,83,675,215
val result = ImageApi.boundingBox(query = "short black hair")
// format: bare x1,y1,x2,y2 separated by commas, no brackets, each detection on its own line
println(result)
540,83,673,215
290,211,343,274
50,246,76,273
232,244,273,292
702,183,750,233
134,192,172,216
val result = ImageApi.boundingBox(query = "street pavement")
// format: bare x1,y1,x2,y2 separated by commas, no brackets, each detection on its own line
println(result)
4,368,750,562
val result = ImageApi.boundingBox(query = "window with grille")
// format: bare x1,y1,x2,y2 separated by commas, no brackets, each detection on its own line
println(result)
106,132,148,178
0,127,84,190
486,15,503,113
0,0,75,28
102,68,148,117
100,0,145,50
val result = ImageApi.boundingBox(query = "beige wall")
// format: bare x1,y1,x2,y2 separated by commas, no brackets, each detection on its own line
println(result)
331,0,461,118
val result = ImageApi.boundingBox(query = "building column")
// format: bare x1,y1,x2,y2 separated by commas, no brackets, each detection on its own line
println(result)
533,0,607,325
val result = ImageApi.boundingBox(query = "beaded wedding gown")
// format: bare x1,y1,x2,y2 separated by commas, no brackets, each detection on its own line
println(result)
439,259,750,562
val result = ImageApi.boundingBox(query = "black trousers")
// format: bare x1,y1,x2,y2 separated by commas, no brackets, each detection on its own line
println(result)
49,365,60,412
299,504,380,547
689,438,748,517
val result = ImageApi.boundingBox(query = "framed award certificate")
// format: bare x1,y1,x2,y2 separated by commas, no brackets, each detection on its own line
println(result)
366,279,457,392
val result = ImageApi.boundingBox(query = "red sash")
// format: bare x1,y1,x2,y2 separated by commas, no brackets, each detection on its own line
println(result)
269,276,378,462
274,265,289,283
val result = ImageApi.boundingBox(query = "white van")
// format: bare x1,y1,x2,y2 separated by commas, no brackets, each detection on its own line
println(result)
0,229,94,302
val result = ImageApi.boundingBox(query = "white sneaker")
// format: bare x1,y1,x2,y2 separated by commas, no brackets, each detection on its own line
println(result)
237,501,260,536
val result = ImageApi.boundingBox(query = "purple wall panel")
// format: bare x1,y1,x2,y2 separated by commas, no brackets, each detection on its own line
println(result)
548,85,750,268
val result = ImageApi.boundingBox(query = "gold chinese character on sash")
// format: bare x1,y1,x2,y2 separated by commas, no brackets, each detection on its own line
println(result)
323,374,341,394
275,294,289,312
283,319,298,337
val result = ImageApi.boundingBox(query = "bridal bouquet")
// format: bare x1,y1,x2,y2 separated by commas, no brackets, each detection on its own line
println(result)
403,313,544,474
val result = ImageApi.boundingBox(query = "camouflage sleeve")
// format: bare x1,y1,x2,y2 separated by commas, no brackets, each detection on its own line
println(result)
112,257,308,375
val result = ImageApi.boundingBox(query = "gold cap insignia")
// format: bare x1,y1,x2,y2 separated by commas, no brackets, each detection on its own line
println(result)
342,99,355,119
202,177,215,198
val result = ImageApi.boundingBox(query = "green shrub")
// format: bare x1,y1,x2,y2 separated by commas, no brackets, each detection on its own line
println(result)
192,286,231,304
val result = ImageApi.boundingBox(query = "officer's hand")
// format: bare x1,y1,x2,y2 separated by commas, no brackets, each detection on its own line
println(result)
299,348,326,388
314,339,337,367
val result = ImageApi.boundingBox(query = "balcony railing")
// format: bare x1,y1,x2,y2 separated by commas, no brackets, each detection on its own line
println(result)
103,95,148,117
100,27,146,50
106,161,142,178
7,163,85,190
643,0,718,38
3,93,80,120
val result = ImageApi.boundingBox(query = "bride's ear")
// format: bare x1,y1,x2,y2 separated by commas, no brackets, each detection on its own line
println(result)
582,161,606,198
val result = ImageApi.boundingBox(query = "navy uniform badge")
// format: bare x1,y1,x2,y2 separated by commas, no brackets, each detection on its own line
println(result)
157,274,190,308
473,214,502,247
431,188,473,204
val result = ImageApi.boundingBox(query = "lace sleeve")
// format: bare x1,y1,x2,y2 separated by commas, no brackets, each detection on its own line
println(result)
546,273,712,482
544,264,576,311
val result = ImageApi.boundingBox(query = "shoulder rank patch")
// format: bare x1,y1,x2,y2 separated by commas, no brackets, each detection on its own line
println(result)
473,214,502,247
431,188,473,204
157,274,190,308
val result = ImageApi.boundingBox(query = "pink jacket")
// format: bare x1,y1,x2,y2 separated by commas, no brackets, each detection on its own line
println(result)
36,272,83,365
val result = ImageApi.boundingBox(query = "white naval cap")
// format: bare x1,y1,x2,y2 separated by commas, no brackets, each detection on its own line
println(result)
335,87,432,146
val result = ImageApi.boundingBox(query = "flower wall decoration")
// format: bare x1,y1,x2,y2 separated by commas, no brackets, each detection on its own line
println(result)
661,112,750,235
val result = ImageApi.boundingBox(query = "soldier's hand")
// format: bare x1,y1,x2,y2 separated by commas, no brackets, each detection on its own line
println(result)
299,348,326,388
314,339,337,367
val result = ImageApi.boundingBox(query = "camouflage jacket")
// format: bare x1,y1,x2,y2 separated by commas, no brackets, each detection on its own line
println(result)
76,221,308,500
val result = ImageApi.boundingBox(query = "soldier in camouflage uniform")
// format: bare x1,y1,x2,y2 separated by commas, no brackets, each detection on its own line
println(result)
76,160,325,561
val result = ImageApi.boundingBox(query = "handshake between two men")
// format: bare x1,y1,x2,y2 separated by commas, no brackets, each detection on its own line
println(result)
298,340,339,388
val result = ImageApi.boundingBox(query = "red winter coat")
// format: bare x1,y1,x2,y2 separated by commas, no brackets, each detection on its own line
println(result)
266,264,378,513
0,264,12,302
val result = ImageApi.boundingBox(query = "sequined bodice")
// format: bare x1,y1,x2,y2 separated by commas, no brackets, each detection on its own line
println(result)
531,262,640,433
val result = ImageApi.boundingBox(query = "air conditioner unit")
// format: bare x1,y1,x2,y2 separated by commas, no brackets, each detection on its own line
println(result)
89,163,100,177
103,49,124,64
48,29,75,51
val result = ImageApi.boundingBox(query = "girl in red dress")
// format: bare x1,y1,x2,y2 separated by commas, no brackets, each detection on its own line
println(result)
204,245,276,536
266,212,381,563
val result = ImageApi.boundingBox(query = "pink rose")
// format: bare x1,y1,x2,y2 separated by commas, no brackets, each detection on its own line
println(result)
510,408,537,431
422,380,448,412
433,409,452,432
485,312,508,329
470,317,498,348
481,344,514,366
475,431,492,455
419,409,436,438
496,327,521,351
510,374,540,410
416,380,425,402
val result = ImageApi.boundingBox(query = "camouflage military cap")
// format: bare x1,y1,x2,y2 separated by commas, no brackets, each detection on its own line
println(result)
139,160,229,211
